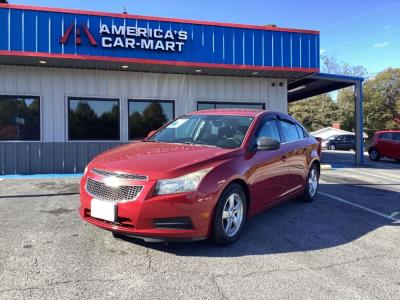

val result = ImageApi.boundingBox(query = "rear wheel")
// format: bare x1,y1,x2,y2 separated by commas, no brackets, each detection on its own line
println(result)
328,144,336,150
369,148,380,161
210,183,247,246
300,164,319,202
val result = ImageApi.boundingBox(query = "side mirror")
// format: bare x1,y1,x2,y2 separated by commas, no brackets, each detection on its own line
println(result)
147,130,157,138
257,137,281,151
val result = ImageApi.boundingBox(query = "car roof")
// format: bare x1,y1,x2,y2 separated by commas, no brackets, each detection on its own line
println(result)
187,108,266,117
376,130,400,134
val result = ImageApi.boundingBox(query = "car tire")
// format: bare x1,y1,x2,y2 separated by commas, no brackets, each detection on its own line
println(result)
300,164,319,203
369,148,380,161
328,144,336,150
209,183,247,246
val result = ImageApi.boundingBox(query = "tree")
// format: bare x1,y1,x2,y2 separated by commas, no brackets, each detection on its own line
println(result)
289,54,369,133
363,68,400,137
288,94,339,132
291,54,399,139
320,55,370,134
142,102,167,133
128,103,168,139
320,54,368,77
321,55,399,138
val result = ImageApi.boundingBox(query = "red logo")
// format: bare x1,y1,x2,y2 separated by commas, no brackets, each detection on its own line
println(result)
60,23,98,46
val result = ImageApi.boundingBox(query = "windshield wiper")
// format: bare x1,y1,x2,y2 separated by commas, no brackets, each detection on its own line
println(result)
182,141,220,148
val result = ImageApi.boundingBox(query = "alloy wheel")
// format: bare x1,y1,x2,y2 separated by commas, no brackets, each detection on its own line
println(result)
222,193,244,237
308,168,318,197
370,150,378,160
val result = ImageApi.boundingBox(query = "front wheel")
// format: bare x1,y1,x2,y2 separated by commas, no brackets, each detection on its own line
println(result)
328,144,336,150
210,183,247,246
300,164,320,202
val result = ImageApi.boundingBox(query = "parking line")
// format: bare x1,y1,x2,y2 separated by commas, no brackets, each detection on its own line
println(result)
318,191,399,222
345,169,400,183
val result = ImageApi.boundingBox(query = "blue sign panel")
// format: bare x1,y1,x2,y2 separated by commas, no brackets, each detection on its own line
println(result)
0,5,320,71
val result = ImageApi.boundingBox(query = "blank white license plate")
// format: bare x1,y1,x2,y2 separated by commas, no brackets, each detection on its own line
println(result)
91,199,116,222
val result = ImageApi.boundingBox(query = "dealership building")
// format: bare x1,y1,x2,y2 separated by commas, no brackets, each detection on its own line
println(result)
0,4,364,174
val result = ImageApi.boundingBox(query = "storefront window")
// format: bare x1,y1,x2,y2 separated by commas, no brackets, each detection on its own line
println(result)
68,98,120,140
197,101,265,110
0,95,40,140
128,100,174,139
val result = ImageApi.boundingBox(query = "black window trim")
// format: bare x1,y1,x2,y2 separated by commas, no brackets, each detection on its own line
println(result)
67,96,121,142
0,94,42,142
197,101,266,110
127,99,175,141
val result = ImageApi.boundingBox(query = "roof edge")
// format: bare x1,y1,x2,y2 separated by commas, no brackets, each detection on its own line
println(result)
0,3,320,35
0,50,320,73
312,73,364,82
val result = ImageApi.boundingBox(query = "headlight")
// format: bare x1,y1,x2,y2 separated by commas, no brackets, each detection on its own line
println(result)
155,168,212,195
83,166,89,175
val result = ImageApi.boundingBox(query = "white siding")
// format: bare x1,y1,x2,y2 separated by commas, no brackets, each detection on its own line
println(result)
0,65,288,142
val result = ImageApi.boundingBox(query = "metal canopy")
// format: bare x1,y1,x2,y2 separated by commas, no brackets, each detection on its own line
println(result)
287,72,365,165
288,73,364,102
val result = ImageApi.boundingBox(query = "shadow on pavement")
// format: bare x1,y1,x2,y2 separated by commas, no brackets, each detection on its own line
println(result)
321,150,400,168
117,184,399,257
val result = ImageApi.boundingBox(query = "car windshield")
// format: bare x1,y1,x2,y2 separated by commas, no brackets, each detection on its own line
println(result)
147,115,254,149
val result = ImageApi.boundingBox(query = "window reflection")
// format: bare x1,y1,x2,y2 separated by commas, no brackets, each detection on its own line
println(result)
128,100,174,140
68,98,120,140
0,95,40,140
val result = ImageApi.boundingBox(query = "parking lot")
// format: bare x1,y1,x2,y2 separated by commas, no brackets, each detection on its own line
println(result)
0,152,399,299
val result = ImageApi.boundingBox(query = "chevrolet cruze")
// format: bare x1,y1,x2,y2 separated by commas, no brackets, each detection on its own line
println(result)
80,109,321,245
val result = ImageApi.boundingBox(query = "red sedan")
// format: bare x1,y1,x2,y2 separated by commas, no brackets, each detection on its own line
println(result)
369,130,400,162
80,109,321,245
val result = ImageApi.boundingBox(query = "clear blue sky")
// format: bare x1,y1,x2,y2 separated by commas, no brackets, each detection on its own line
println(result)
11,0,400,74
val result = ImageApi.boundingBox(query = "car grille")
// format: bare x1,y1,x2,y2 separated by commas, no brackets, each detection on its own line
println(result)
92,168,148,181
86,178,143,201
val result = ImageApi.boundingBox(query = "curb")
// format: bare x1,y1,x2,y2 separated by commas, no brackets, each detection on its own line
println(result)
0,174,83,179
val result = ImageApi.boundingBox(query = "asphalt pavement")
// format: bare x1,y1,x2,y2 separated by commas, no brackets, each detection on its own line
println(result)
0,153,399,299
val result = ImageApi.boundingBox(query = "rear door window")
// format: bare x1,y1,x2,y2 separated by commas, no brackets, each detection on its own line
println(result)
380,133,393,140
279,120,300,142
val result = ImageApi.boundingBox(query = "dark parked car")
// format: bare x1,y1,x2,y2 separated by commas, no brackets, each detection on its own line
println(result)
326,134,356,151
80,109,321,245
369,130,400,162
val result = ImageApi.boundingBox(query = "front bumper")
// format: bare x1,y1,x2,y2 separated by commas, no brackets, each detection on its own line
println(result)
79,176,214,240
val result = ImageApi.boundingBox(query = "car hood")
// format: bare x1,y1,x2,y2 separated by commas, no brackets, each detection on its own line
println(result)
90,142,240,179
